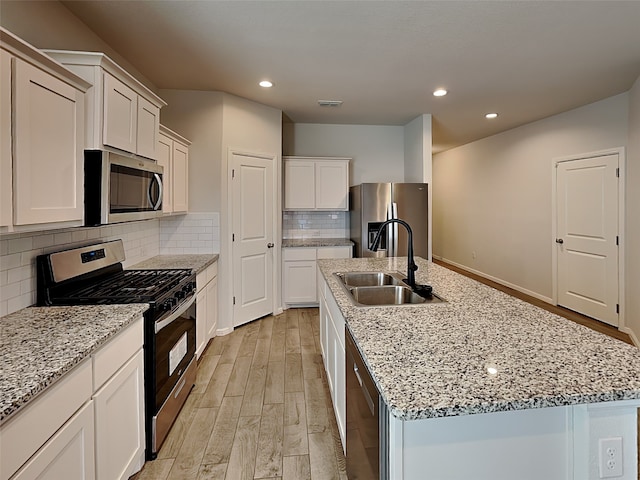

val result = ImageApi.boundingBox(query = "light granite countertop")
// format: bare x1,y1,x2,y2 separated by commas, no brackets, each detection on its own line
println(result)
282,238,353,248
0,304,149,423
130,254,218,273
317,257,640,421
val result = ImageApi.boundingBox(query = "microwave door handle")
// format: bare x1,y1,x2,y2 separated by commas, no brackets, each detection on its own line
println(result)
149,173,163,210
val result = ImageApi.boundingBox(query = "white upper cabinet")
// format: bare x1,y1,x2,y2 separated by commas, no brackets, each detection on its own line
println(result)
158,125,190,215
43,49,166,160
283,157,350,211
1,28,90,231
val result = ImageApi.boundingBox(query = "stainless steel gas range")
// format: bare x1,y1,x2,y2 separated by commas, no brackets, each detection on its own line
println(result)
36,240,196,460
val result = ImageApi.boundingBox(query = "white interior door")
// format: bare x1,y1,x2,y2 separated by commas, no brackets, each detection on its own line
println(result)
556,154,619,326
232,152,275,327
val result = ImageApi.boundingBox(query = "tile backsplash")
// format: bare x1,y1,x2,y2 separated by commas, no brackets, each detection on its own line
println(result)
283,211,349,239
0,212,220,317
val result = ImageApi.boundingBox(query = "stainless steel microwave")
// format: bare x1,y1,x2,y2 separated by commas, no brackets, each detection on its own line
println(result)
84,150,163,225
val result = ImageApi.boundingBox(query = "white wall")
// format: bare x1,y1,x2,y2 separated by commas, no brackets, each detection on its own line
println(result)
0,0,156,94
433,93,630,305
158,90,224,212
284,123,405,185
626,77,640,345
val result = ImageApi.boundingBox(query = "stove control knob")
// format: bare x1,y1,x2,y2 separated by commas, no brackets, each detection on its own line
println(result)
176,290,186,300
161,300,174,311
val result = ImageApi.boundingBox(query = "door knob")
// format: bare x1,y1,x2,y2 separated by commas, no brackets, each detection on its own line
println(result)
555,238,564,244
267,243,274,248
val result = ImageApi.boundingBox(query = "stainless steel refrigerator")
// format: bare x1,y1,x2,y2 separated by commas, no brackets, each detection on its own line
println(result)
350,183,428,258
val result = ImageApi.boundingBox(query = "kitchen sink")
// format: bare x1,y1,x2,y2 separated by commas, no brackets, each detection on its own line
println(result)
336,271,404,287
334,271,445,307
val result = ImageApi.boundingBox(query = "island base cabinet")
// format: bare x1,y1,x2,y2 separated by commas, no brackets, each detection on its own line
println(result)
387,400,640,480
93,349,145,480
10,402,95,480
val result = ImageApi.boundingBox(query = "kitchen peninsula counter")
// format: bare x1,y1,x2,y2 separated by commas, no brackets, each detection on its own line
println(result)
0,304,148,423
317,256,640,420
282,238,353,248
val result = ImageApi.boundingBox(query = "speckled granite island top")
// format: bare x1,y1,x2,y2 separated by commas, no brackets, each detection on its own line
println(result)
317,257,640,421
282,238,353,248
130,254,218,273
0,304,148,423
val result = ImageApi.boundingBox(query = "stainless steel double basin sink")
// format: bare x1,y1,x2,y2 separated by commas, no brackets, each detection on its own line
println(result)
334,271,445,307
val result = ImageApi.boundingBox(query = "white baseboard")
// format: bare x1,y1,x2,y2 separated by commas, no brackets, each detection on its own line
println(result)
435,256,554,305
216,326,234,336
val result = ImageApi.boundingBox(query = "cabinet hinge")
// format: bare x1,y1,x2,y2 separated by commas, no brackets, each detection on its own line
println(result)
616,167,619,178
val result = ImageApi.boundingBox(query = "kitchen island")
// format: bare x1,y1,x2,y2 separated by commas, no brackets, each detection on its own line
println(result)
317,256,640,480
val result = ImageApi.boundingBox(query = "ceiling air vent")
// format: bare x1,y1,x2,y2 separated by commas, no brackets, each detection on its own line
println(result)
317,100,343,107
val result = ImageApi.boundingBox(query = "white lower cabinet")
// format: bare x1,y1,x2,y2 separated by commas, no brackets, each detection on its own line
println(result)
11,401,95,480
283,246,351,306
0,318,144,480
196,262,218,357
318,272,346,451
93,350,145,480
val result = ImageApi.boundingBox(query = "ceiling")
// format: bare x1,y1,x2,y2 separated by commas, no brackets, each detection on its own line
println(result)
60,0,640,153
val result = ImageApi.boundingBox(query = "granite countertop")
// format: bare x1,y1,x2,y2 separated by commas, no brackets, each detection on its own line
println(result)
130,254,218,273
282,238,353,248
0,304,149,424
317,257,640,421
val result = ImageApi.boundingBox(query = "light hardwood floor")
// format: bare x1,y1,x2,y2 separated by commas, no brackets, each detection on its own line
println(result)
133,308,346,480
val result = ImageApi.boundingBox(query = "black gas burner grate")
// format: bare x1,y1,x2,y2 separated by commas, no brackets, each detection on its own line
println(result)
59,269,193,303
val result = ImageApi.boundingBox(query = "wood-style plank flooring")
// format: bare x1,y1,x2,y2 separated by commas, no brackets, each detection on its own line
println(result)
133,262,638,480
133,308,346,480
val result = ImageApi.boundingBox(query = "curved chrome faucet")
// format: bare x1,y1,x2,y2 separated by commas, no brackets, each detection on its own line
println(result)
369,218,418,288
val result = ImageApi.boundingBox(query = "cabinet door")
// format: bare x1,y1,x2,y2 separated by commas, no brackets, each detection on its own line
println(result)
315,161,349,210
136,96,160,159
103,72,137,153
318,292,328,369
284,160,315,209
283,260,317,304
206,276,218,341
13,58,83,225
196,288,207,358
12,401,95,480
172,142,189,213
0,49,12,227
94,349,144,480
157,133,173,214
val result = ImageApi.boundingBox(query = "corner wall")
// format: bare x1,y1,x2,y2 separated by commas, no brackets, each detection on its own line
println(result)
433,93,629,303
625,77,640,345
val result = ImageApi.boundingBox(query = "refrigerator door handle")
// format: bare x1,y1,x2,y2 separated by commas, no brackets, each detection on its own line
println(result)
387,203,394,256
391,202,399,256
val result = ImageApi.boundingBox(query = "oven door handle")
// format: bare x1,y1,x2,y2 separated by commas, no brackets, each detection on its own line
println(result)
155,293,196,334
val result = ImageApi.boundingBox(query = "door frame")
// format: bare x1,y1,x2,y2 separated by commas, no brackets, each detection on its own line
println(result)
227,147,282,329
551,147,626,330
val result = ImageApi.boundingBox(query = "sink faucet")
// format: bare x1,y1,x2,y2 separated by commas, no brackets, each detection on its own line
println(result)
370,218,418,289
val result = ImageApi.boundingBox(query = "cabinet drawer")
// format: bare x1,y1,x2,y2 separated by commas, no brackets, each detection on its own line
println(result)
0,360,92,480
283,247,316,261
317,246,352,259
93,317,143,391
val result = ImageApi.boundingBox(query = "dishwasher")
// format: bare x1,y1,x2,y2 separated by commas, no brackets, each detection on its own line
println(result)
346,327,389,480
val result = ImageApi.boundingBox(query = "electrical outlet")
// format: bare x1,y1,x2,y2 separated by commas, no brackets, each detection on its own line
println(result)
599,437,623,478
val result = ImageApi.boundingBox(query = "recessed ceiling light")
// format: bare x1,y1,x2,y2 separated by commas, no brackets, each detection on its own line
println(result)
259,80,273,88
485,113,498,119
433,89,448,97
317,100,343,107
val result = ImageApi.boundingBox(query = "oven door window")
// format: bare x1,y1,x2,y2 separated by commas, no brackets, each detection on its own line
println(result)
110,164,162,213
154,304,196,411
